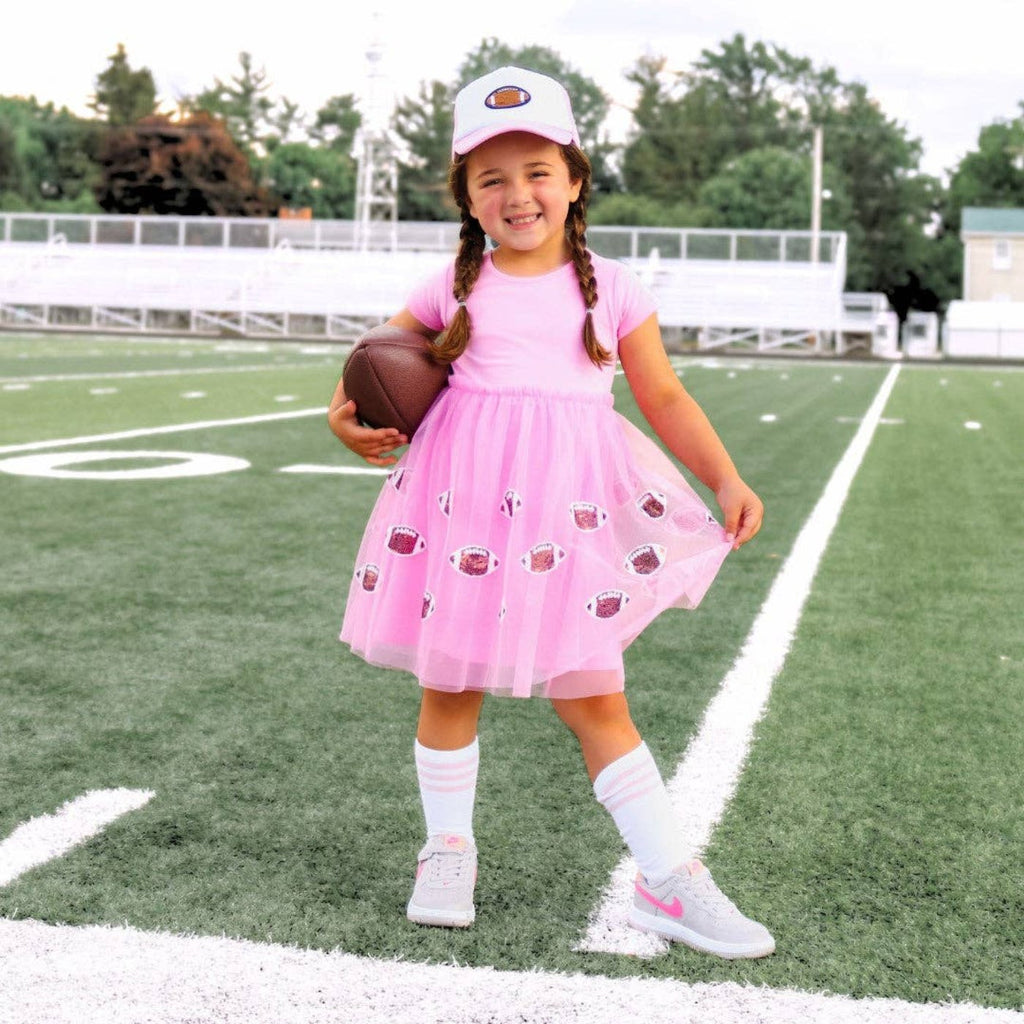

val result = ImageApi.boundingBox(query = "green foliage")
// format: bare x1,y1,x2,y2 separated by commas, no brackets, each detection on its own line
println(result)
266,143,357,218
944,104,1024,233
0,96,103,211
89,43,158,126
182,52,303,165
93,113,273,216
310,94,362,154
392,79,456,222
696,146,853,231
588,192,702,228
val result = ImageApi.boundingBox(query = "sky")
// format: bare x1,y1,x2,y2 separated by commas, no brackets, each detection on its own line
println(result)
2,0,1022,181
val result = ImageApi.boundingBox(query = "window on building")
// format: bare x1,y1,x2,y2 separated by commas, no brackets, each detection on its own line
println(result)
993,239,1012,270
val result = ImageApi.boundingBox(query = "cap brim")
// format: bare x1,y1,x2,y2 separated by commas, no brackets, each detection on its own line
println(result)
452,123,576,156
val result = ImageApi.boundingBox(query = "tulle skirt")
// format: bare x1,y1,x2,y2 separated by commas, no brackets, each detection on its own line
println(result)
339,379,731,699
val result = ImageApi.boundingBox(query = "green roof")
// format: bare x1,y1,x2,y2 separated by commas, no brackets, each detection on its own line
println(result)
961,207,1024,234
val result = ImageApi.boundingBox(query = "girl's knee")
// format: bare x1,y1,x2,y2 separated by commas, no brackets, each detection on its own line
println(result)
417,687,484,749
551,693,634,736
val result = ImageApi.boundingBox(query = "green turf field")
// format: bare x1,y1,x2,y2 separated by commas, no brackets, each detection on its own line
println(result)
1,333,1021,1014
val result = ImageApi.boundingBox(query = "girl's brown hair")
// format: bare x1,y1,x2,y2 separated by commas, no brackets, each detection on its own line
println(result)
431,143,612,368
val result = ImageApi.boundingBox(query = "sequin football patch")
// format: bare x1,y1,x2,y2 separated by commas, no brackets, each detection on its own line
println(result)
449,546,500,578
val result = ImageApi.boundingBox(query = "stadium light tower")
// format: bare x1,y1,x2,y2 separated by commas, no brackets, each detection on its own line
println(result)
353,15,399,252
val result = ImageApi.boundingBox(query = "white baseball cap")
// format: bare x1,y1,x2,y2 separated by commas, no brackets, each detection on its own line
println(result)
452,66,580,157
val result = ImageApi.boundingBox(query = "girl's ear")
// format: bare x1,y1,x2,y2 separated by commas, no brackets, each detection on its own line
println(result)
569,178,582,204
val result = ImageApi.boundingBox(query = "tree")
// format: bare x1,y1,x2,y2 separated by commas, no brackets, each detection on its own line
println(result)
392,79,455,221
310,94,362,154
0,96,102,211
619,35,937,301
183,52,302,162
265,143,357,218
94,112,272,216
90,44,158,126
944,105,1024,233
697,146,854,231
620,39,808,203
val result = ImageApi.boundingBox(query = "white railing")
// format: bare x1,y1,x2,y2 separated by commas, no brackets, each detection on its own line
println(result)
0,212,845,265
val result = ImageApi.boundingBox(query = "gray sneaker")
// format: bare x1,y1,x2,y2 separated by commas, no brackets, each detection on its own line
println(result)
628,859,775,959
406,833,477,928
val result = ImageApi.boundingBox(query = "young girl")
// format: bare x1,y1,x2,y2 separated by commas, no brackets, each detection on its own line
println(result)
328,67,774,959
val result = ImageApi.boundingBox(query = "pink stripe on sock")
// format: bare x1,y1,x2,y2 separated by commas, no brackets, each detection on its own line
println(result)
415,750,479,772
601,778,661,815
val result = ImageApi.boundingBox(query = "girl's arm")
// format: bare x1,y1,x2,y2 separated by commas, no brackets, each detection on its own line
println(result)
327,309,439,467
618,313,763,549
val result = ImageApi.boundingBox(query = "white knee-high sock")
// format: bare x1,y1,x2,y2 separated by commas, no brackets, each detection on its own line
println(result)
414,738,479,842
593,741,684,886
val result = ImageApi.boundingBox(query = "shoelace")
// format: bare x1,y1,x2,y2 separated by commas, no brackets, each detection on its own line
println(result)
422,850,471,888
689,871,740,917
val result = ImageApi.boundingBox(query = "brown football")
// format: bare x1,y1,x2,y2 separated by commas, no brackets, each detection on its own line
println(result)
342,325,449,437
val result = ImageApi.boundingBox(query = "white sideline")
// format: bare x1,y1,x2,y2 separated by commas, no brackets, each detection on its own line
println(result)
0,916,1019,1024
0,790,154,887
578,364,903,956
0,407,327,455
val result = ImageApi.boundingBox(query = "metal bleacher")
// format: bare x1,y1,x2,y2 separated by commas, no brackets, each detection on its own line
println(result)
0,213,850,352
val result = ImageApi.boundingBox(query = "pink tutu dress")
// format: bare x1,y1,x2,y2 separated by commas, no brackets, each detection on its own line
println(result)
340,252,731,699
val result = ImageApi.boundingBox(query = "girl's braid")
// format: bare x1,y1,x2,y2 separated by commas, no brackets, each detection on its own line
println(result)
566,199,612,368
432,156,485,364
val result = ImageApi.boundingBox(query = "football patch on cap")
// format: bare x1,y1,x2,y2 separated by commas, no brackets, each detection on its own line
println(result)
485,86,531,109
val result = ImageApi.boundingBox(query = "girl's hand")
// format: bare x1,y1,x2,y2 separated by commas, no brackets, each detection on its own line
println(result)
716,476,764,550
327,398,408,467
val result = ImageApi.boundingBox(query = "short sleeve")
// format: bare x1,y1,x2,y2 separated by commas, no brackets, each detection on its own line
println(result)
604,258,658,339
406,262,456,333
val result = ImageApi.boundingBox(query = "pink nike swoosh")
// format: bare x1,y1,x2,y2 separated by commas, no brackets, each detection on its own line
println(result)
635,880,684,919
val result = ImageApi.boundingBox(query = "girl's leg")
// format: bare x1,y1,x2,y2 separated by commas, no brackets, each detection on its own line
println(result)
551,694,682,882
414,687,484,839
548,692,640,782
551,692,775,959
408,687,484,928
417,686,484,749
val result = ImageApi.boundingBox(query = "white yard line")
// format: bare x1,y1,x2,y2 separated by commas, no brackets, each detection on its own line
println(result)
0,914,1018,1024
0,790,154,888
578,364,903,957
0,363,328,384
0,408,327,455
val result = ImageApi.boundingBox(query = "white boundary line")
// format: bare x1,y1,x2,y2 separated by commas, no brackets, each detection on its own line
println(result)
579,364,902,956
0,790,154,887
0,407,327,456
0,915,1018,1024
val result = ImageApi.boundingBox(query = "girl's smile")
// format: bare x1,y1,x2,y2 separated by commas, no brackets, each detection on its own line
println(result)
466,132,582,274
